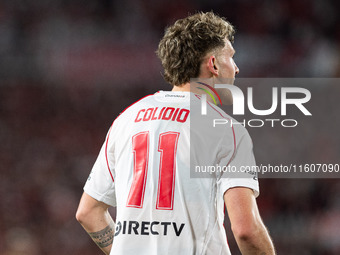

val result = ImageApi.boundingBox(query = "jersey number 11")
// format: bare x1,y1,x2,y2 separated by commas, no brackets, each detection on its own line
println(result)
126,131,180,210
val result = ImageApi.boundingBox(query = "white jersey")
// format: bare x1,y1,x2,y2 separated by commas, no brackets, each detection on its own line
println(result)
84,91,259,255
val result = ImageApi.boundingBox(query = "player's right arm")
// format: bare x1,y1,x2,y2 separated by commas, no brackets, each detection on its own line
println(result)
76,124,117,254
76,192,115,255
224,187,275,255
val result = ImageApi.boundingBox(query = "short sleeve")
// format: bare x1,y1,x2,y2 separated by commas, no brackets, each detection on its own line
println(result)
84,128,116,207
218,126,259,198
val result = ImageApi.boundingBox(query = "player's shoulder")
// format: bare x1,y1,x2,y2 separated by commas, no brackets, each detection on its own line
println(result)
113,93,156,122
202,98,251,139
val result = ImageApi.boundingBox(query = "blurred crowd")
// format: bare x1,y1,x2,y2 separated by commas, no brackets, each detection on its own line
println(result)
0,0,339,254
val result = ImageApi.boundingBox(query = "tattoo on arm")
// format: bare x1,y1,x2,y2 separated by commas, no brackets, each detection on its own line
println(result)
89,222,115,248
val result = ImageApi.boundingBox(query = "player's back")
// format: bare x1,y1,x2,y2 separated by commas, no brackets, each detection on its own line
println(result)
108,91,233,255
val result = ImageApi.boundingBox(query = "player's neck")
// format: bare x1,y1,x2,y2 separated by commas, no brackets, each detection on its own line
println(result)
171,83,191,92
171,81,217,104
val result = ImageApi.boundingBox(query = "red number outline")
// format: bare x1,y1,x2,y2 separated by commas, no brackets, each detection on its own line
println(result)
156,132,179,210
126,131,149,208
126,131,179,210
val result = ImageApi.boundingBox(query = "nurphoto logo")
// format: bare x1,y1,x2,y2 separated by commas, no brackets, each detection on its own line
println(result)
193,79,312,128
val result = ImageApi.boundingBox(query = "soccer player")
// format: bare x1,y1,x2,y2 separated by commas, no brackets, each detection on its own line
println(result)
76,11,275,255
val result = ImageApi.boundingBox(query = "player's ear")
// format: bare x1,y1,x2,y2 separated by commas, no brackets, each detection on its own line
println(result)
207,55,219,76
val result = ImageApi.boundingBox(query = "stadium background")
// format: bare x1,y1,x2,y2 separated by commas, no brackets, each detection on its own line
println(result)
0,0,339,254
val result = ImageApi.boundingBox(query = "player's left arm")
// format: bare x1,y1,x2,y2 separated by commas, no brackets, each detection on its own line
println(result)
224,187,275,254
76,192,115,255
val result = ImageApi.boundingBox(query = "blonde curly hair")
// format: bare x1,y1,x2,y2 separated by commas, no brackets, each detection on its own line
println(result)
156,12,235,86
